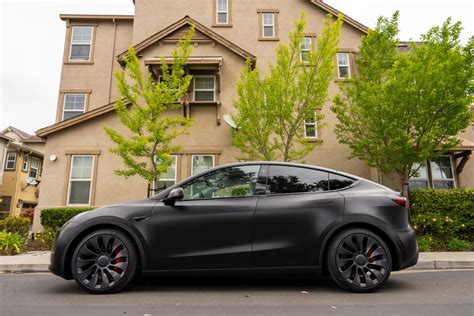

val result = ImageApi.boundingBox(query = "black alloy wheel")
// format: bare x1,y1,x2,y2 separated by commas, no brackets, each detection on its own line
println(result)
71,229,137,294
327,228,392,292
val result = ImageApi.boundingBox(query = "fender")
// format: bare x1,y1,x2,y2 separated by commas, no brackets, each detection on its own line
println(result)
317,214,401,267
62,216,150,274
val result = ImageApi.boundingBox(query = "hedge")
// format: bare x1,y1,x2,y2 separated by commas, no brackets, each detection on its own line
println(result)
39,207,94,249
410,189,474,247
40,207,95,231
0,216,31,238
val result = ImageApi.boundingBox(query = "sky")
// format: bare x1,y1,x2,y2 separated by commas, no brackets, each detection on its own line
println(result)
0,0,472,134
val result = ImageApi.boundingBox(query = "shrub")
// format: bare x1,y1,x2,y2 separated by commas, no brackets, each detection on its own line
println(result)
40,207,94,231
20,208,35,222
447,238,473,251
0,231,27,255
411,188,474,250
40,207,94,249
0,216,31,237
417,235,439,252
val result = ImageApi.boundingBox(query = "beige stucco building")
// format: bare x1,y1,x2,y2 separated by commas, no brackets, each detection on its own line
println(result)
33,0,473,230
0,127,44,219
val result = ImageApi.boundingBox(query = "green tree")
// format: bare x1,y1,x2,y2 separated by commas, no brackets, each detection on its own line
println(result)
332,12,473,194
104,27,195,194
232,13,343,162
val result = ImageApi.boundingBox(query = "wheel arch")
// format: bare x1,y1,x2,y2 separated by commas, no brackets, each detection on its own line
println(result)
319,221,402,273
62,221,148,279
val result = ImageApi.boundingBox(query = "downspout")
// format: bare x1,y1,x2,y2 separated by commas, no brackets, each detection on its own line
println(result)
108,18,118,104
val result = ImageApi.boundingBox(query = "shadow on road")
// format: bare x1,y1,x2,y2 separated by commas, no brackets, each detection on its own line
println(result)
48,273,416,295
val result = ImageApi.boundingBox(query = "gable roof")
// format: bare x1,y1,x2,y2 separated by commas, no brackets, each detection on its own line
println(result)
308,0,369,34
117,15,256,65
36,102,118,137
1,126,44,143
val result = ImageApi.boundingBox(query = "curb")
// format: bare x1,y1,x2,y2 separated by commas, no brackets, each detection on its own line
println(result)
409,260,474,270
0,264,49,274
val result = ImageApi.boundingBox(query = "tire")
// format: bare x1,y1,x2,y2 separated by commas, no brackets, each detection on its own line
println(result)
326,228,392,293
71,229,137,294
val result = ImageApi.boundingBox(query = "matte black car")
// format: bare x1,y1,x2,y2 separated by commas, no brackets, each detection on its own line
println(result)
50,162,418,294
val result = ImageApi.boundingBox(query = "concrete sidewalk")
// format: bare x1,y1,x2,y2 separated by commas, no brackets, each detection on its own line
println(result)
0,251,473,273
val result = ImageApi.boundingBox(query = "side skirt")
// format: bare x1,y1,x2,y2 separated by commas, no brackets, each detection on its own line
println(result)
142,266,322,278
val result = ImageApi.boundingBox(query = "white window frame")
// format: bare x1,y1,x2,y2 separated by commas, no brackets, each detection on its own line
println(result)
430,155,457,189
22,154,29,172
29,157,40,179
304,114,318,139
337,52,351,79
193,76,216,102
191,155,215,175
5,153,17,170
300,37,312,63
262,13,275,38
409,162,430,189
62,93,87,120
154,155,178,191
67,155,94,206
69,26,94,61
216,0,229,24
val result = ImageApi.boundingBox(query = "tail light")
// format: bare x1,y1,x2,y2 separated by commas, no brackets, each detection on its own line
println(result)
391,197,409,208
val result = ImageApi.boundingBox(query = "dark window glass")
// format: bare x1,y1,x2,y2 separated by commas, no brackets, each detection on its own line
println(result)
183,165,260,200
329,173,355,190
267,166,329,194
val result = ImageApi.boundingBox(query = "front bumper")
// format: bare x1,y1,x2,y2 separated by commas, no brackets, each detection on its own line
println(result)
390,226,419,270
49,222,80,280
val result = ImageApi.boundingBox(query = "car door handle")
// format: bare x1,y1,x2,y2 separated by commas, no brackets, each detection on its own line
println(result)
133,216,149,222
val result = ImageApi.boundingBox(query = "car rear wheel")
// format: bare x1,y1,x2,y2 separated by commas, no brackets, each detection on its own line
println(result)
327,228,392,293
71,229,137,294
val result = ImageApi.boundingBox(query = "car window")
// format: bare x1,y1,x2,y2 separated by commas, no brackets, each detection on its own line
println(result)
329,173,355,190
266,165,329,194
182,165,260,200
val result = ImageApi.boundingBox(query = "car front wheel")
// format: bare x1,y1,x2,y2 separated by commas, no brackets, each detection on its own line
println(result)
327,228,392,293
71,229,137,294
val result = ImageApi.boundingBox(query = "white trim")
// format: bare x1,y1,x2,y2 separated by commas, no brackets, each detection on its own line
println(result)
22,154,29,172
216,0,229,24
304,113,318,138
300,37,312,63
191,154,215,175
69,26,94,61
262,13,275,38
193,76,216,101
5,152,17,170
62,93,87,120
29,156,40,179
66,155,94,206
336,52,351,79
430,155,457,189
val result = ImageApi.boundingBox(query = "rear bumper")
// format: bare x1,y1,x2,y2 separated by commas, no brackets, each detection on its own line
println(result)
390,226,419,270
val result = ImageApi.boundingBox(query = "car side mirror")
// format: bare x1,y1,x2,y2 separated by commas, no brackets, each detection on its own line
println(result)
163,188,184,206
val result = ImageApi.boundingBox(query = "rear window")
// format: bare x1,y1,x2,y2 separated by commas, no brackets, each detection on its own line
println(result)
329,173,355,190
267,165,329,194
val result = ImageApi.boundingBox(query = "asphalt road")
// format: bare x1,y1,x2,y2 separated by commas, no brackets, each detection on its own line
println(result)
0,270,473,316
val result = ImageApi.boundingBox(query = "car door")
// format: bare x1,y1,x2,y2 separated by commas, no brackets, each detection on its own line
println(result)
148,164,261,270
253,165,345,267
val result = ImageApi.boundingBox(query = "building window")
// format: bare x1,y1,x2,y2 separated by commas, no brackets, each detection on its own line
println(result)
262,13,275,38
304,114,318,138
5,153,16,170
194,76,216,101
301,37,312,63
22,154,29,172
63,93,86,120
69,26,94,61
192,155,215,175
409,156,456,191
154,155,177,193
337,52,351,79
29,157,40,179
430,156,455,189
67,155,94,205
216,0,229,24
409,163,429,190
